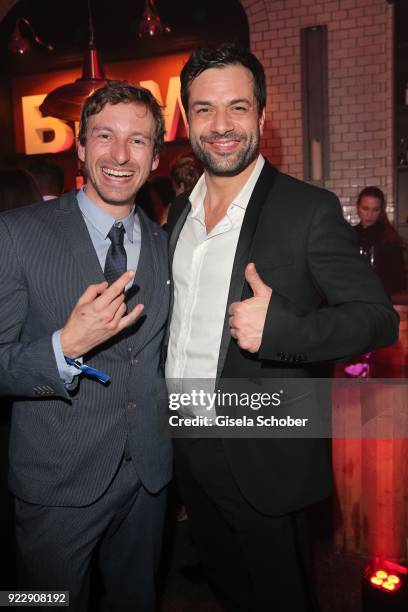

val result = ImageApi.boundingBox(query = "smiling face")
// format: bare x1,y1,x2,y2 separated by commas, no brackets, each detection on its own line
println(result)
357,195,383,228
78,102,159,216
186,64,265,177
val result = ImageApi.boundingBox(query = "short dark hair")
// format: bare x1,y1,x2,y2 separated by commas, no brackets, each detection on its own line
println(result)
78,80,165,157
169,154,200,192
29,160,64,196
180,43,266,115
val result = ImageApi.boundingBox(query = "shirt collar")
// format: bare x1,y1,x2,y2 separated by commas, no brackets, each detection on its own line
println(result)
189,154,265,217
77,187,136,242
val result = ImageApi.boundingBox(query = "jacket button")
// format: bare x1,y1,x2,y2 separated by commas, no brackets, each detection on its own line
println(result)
127,403,137,412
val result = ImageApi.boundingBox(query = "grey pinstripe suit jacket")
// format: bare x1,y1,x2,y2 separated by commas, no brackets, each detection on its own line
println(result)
0,190,172,506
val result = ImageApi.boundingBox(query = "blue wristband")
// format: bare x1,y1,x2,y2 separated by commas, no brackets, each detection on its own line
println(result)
64,356,110,384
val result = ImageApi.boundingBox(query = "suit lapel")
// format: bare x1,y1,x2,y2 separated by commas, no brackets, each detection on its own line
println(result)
216,161,278,381
54,190,106,289
169,198,191,269
163,196,191,351
125,209,161,355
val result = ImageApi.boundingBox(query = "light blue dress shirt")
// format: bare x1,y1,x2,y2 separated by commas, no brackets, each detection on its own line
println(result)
52,187,142,383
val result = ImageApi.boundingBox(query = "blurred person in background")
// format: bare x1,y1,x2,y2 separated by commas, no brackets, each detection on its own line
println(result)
355,186,407,297
0,167,42,211
169,154,200,196
28,159,65,201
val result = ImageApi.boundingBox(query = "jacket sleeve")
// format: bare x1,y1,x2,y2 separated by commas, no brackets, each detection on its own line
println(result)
258,194,399,363
0,216,70,399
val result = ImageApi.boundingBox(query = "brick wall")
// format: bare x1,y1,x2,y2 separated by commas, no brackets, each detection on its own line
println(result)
241,0,394,222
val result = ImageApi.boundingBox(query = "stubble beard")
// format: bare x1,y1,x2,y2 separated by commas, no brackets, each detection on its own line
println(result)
84,162,141,207
190,130,260,177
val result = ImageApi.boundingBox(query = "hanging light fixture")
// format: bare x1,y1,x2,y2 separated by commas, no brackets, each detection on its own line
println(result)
39,0,108,123
9,17,54,55
138,0,171,37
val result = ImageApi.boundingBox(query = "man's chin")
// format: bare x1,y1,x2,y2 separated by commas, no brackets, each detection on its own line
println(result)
202,154,258,177
96,188,136,207
208,165,249,178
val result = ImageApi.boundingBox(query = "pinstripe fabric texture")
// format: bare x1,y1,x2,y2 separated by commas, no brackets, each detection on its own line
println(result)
0,190,172,506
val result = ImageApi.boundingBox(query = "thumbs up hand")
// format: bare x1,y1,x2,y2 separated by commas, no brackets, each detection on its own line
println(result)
228,263,272,353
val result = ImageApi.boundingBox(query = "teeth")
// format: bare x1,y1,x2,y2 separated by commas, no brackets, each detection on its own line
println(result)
210,141,237,147
103,168,133,178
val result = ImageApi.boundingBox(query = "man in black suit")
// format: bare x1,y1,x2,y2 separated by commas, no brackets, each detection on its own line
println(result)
165,45,398,611
0,81,171,611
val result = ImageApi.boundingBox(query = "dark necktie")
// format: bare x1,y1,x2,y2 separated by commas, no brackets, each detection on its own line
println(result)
104,223,127,285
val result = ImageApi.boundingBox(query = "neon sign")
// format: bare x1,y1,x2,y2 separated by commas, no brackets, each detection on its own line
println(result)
21,77,187,155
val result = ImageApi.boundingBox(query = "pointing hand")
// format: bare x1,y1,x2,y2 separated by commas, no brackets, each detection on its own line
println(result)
61,270,144,358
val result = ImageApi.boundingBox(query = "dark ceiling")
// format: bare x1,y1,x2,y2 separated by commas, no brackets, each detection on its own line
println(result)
0,0,249,76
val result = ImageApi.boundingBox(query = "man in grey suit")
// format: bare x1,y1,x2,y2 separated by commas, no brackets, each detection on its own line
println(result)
0,81,171,611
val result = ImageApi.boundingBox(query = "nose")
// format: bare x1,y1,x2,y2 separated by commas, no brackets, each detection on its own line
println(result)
110,138,130,165
211,108,234,134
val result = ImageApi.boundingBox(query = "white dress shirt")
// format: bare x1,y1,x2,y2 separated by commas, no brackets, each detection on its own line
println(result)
166,155,264,417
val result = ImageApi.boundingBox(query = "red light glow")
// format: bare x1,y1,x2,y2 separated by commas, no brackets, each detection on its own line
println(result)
364,556,406,594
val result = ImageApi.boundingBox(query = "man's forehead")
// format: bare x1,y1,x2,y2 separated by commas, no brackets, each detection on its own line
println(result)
189,65,255,97
89,101,153,123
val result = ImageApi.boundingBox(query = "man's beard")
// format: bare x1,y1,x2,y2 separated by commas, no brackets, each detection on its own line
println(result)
190,130,260,177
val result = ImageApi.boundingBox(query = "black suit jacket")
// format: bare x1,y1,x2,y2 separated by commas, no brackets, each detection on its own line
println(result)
166,161,398,516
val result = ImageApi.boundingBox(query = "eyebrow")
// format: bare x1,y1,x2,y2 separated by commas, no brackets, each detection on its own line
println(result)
191,98,252,107
91,126,151,140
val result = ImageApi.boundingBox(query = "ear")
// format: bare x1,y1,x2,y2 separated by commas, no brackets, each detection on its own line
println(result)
259,108,266,136
151,155,159,172
77,142,85,163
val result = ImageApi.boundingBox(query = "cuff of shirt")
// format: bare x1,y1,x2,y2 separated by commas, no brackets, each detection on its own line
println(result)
52,330,83,385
